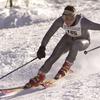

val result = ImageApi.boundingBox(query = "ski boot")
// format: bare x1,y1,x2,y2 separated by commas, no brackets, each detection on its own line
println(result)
24,71,45,89
54,61,72,80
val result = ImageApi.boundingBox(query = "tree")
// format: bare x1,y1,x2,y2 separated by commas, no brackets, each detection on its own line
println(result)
24,0,29,7
5,0,13,8
10,0,13,7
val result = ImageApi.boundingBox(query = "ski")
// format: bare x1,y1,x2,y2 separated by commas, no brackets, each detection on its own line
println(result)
0,84,47,98
0,86,24,98
41,69,73,88
0,80,54,98
0,70,73,98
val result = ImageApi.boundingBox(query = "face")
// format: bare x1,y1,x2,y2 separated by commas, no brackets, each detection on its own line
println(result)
63,14,76,27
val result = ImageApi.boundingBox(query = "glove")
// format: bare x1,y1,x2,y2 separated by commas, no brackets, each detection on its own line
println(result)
37,46,46,59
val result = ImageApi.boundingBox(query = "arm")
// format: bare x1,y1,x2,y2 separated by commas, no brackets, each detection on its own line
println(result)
82,17,100,30
41,17,62,47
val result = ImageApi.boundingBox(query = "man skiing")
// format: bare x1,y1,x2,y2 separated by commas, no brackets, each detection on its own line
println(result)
24,5,100,88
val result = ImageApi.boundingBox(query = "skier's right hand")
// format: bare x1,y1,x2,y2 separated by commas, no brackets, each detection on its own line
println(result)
37,46,46,59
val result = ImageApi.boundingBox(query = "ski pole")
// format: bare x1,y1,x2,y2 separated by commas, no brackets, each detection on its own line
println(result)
84,46,100,55
0,57,38,80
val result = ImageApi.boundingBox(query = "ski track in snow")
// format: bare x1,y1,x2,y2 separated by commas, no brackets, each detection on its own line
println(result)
0,0,100,100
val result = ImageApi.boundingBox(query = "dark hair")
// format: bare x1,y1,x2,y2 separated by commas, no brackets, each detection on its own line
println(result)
64,5,75,12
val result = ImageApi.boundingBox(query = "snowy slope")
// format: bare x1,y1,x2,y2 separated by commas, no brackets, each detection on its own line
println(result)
0,0,100,100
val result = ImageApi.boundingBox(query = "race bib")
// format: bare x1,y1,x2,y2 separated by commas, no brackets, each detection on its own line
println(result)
63,16,82,37
66,27,81,37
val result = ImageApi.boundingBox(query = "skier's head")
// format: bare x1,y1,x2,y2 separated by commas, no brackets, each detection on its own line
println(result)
63,5,76,26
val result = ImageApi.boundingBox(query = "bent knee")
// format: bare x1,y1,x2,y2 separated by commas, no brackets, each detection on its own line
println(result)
73,39,90,51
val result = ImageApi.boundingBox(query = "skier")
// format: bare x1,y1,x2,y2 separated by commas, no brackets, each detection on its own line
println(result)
24,5,100,88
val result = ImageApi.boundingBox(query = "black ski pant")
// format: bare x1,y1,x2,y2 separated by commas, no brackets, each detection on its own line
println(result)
39,34,90,73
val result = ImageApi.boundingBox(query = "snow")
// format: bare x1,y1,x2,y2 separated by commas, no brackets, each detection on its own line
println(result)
0,0,100,100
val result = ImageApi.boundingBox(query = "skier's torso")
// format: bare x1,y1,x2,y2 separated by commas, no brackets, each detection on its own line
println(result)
63,16,82,37
41,14,100,46
59,14,90,41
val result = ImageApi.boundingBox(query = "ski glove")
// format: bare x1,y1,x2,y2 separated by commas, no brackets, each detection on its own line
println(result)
37,46,46,59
